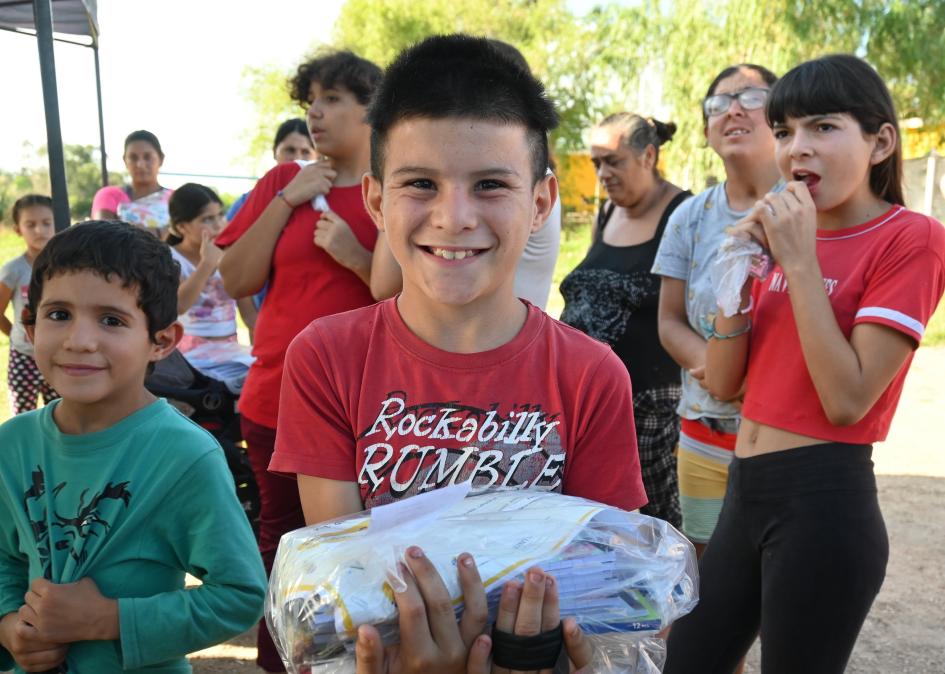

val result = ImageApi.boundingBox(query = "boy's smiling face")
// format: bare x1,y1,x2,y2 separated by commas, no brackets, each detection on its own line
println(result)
364,117,556,310
27,270,179,432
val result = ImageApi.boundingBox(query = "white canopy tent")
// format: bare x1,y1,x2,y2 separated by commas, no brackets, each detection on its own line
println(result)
0,0,103,230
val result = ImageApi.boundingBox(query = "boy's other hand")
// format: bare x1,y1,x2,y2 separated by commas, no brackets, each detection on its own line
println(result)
282,158,337,206
0,611,68,672
355,547,489,674
21,577,119,643
467,568,593,674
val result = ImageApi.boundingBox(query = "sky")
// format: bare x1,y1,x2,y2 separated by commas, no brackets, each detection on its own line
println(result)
1,0,610,194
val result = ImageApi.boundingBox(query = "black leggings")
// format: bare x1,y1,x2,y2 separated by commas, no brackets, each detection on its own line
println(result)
664,443,888,674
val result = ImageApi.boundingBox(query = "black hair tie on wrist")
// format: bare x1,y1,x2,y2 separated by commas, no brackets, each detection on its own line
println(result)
491,622,564,670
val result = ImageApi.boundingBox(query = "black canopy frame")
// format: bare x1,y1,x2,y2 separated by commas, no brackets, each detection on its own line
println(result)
0,0,103,230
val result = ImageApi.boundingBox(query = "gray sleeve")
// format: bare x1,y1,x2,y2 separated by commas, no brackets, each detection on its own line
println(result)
0,258,20,290
652,199,695,280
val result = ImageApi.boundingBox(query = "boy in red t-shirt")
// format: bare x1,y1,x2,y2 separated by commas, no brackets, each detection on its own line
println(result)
271,36,647,668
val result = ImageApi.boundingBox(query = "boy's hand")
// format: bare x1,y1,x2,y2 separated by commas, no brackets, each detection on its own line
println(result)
355,547,489,674
0,611,68,672
467,568,593,674
20,577,119,643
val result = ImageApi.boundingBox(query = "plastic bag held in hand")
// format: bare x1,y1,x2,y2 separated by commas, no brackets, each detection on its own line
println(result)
710,235,773,317
266,485,698,673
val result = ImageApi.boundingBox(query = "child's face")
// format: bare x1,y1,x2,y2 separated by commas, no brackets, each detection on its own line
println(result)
27,270,178,419
179,202,225,246
15,205,55,257
364,117,556,309
773,112,893,224
305,81,369,161
704,68,775,166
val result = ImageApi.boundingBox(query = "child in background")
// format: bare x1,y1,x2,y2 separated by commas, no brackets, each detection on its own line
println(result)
166,183,256,352
0,221,266,673
0,194,59,414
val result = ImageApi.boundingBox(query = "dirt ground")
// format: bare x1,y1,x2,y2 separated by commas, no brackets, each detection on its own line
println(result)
190,348,945,673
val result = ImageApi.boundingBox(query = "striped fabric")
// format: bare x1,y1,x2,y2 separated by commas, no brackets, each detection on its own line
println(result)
677,418,737,543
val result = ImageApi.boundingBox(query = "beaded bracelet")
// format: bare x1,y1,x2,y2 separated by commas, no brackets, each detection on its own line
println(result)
699,314,752,340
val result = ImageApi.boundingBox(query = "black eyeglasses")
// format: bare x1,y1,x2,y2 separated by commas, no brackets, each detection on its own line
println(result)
703,87,769,117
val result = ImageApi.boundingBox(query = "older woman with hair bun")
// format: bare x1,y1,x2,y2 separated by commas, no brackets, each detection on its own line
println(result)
560,113,690,527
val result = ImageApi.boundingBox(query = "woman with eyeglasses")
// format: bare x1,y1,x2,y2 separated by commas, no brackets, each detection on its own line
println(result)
653,64,781,553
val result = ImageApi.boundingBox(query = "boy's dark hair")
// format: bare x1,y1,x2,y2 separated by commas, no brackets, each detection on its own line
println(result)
288,50,383,107
124,130,164,159
26,221,180,342
272,118,312,154
766,54,904,206
12,194,53,225
703,64,778,127
166,183,223,245
367,34,559,184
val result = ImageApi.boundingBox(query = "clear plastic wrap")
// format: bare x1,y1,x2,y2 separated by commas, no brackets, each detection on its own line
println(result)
710,235,773,317
267,485,698,673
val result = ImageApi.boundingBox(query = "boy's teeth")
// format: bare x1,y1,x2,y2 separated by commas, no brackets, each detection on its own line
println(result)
431,248,476,260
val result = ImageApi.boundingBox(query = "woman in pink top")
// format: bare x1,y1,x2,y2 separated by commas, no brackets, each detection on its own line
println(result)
92,130,173,235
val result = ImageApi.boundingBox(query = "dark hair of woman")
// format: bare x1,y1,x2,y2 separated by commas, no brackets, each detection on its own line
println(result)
123,129,164,159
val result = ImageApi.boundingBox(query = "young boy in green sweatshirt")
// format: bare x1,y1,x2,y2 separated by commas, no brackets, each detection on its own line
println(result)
0,221,266,673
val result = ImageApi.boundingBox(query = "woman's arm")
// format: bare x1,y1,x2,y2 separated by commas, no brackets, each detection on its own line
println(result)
0,283,14,336
657,278,706,371
177,235,224,314
782,263,914,425
93,208,119,220
703,285,752,401
220,161,337,298
370,231,403,300
236,297,257,333
218,197,293,299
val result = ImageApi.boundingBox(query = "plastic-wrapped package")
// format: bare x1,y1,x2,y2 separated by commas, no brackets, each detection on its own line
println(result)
267,484,698,673
710,235,773,317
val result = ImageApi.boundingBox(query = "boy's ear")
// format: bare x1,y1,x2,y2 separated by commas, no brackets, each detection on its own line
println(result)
870,122,897,166
150,321,183,361
363,173,385,232
530,173,558,235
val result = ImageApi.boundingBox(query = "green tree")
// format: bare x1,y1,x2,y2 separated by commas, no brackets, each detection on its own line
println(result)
0,144,120,224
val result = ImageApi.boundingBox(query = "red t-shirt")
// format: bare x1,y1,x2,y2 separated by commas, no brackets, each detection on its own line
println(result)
215,163,377,427
271,299,647,511
743,207,945,443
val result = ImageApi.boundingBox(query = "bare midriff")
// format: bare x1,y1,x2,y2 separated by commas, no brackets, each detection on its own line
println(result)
735,417,831,458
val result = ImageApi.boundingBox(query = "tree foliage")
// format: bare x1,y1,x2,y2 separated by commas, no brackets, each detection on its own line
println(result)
238,0,945,193
0,144,120,225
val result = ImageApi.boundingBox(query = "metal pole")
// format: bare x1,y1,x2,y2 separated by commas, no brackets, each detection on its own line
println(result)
32,0,71,231
93,42,108,187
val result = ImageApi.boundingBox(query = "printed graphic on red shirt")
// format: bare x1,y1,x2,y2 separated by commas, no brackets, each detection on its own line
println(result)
357,392,565,503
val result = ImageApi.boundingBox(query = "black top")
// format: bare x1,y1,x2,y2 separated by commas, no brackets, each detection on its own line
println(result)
559,191,691,393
